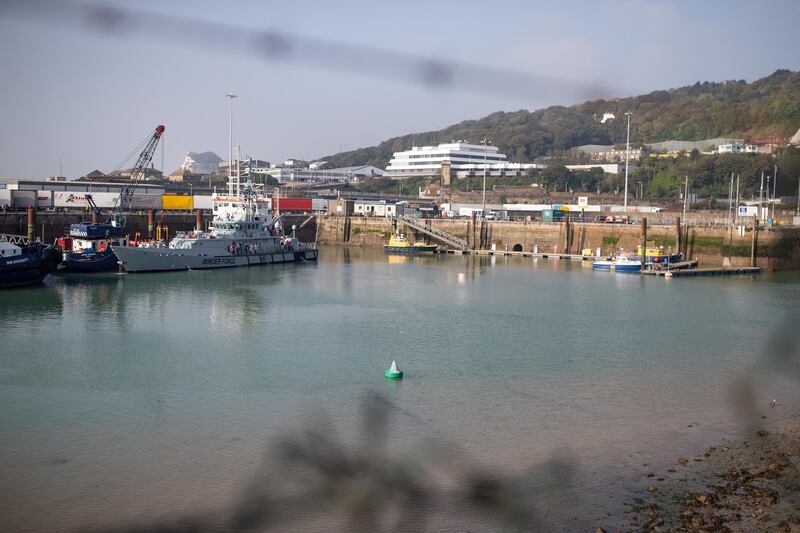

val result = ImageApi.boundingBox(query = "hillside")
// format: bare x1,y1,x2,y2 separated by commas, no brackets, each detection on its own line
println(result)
320,70,800,169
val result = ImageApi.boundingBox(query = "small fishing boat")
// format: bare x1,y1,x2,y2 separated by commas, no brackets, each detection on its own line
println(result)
384,233,437,254
635,243,682,264
0,234,63,289
592,254,642,272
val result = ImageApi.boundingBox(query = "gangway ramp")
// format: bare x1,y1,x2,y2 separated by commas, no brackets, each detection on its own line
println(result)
395,215,468,251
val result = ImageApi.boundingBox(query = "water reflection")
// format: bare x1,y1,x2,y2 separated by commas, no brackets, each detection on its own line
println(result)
0,281,64,321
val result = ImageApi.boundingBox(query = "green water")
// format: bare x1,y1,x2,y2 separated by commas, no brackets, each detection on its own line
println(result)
1,247,798,531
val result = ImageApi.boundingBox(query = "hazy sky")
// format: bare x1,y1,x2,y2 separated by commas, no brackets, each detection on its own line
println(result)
1,0,798,178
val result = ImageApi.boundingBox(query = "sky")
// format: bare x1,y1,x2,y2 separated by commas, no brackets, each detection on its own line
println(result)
0,0,799,179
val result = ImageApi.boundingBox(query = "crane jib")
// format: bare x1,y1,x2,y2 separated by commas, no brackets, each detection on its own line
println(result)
107,125,165,225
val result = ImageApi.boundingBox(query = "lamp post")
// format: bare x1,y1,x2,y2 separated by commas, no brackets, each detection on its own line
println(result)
225,92,238,178
481,138,489,218
624,111,632,212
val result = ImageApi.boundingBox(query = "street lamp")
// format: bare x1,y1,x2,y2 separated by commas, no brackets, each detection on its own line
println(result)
623,111,633,212
481,138,489,218
225,92,238,178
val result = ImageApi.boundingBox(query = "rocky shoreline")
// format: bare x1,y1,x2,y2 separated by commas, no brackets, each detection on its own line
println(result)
605,416,800,532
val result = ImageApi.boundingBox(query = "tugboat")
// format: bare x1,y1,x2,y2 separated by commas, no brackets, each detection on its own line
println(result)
113,155,317,272
0,234,62,289
384,232,437,254
57,125,165,272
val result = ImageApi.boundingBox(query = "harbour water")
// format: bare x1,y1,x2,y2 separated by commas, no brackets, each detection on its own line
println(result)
1,246,799,531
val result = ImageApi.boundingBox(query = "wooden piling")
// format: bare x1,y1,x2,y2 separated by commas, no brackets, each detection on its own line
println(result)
195,209,204,231
750,216,758,267
147,209,155,239
26,205,35,242
640,217,648,271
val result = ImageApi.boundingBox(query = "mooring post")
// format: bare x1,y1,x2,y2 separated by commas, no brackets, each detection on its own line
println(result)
750,216,758,267
640,217,648,271
26,205,35,242
147,209,155,239
675,216,681,257
195,209,203,231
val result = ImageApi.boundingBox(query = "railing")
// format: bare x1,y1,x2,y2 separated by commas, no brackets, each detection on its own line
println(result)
395,215,468,251
0,233,31,246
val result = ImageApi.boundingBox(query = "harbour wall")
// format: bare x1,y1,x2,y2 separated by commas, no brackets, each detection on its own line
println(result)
2,210,798,270
0,212,318,244
317,216,800,270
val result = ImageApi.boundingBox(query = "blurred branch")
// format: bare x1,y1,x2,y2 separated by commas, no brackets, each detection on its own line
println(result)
1,0,611,102
85,390,572,532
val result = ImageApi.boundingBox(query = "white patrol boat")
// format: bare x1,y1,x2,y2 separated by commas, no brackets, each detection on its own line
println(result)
112,169,318,273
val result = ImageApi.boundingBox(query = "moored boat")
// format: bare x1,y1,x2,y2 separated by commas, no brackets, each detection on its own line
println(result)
57,125,165,273
113,166,317,273
592,254,642,272
0,234,63,288
384,233,437,254
634,243,682,264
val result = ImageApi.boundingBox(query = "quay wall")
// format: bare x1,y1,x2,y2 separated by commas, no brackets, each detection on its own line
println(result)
0,212,317,244
2,210,797,270
317,216,800,271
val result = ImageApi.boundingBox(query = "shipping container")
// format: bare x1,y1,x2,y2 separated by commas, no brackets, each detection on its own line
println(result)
162,195,194,210
275,198,312,212
192,195,213,210
53,191,161,210
311,198,327,212
11,190,36,208
36,190,53,208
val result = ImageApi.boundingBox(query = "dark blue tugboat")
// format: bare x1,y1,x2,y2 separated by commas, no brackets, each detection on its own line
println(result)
58,223,128,273
0,234,63,289
57,125,165,273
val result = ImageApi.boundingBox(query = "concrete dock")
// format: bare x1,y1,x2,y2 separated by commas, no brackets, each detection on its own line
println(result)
644,266,761,277
436,249,596,261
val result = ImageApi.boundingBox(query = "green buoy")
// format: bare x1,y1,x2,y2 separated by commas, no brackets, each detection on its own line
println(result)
384,360,403,379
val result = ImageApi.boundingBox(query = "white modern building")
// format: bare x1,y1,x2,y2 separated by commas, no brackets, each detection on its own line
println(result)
385,142,542,179
717,142,758,154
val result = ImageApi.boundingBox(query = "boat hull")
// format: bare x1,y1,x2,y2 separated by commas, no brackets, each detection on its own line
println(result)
592,261,641,272
61,248,119,273
0,245,62,289
384,245,437,254
113,245,318,273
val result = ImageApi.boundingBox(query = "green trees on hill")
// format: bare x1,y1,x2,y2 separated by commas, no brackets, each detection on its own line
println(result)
634,146,800,199
321,70,800,195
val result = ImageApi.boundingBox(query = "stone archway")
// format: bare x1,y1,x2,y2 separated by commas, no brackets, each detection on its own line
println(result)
512,243,523,252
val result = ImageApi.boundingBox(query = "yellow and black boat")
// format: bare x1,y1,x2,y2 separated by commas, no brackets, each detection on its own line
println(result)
384,233,437,254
